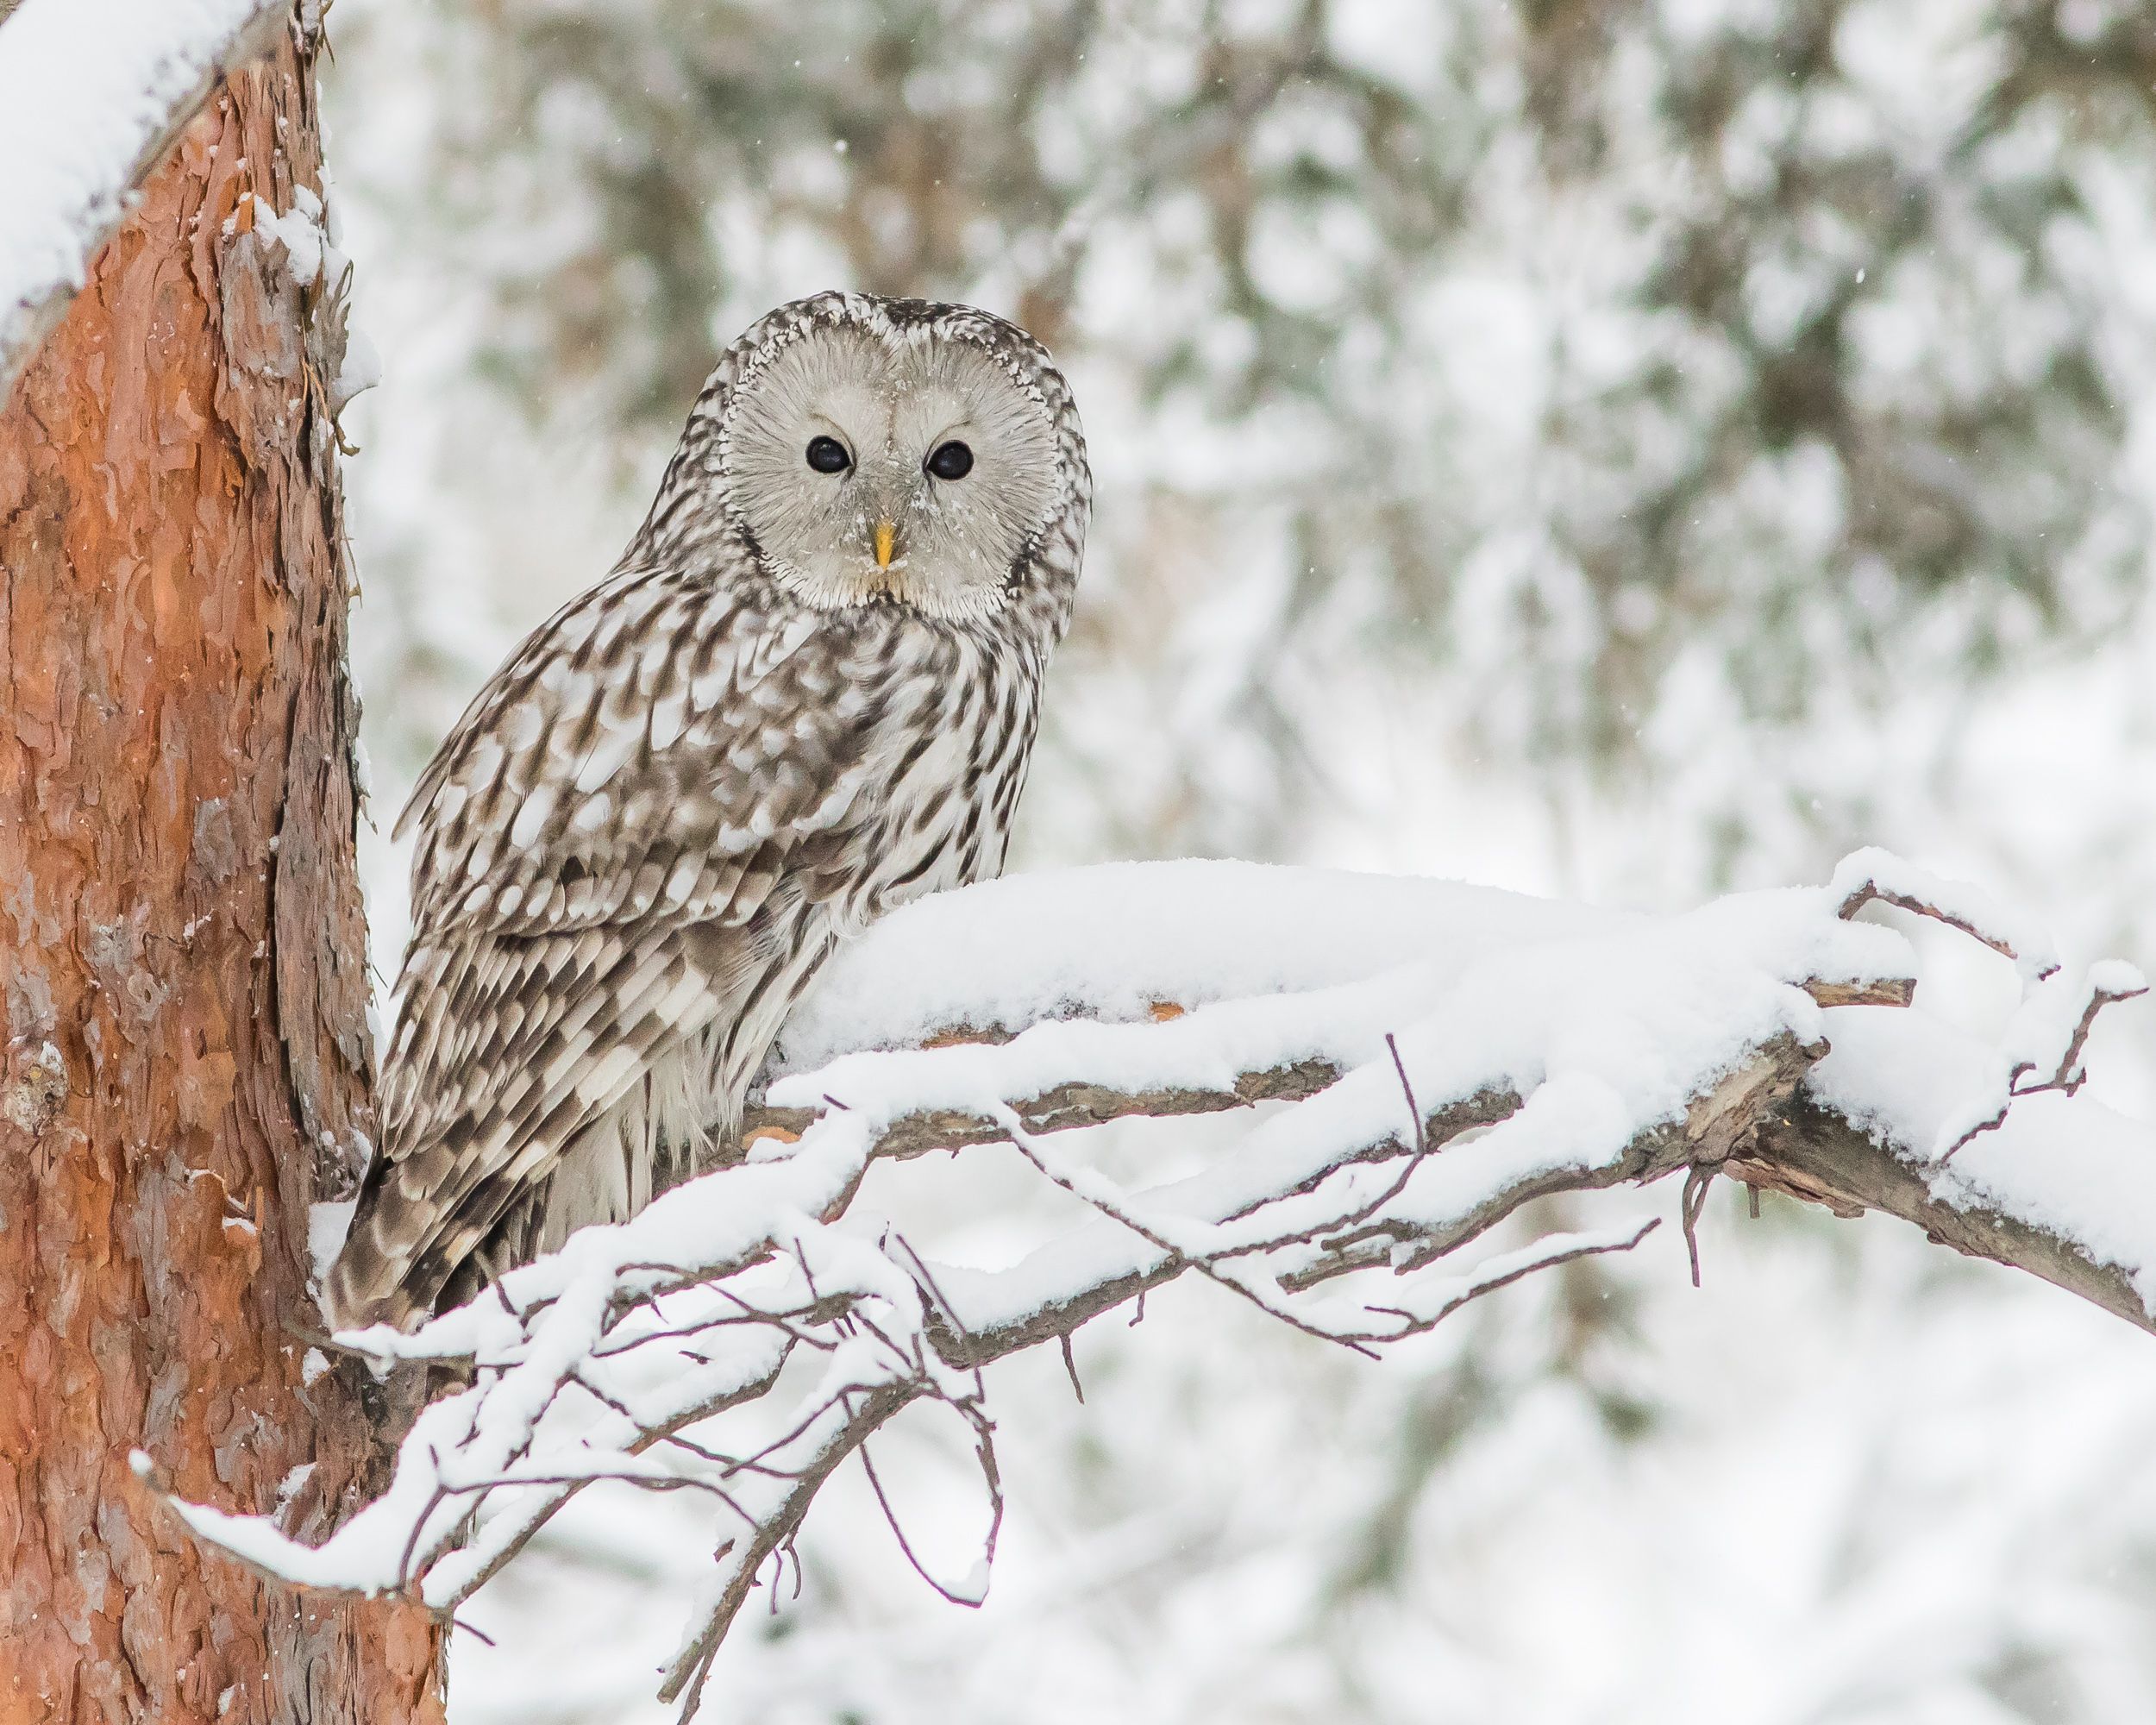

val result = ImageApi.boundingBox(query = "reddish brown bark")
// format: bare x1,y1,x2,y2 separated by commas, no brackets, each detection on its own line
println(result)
0,29,445,1725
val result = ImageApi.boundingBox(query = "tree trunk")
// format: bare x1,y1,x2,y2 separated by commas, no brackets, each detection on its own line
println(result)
0,25,446,1725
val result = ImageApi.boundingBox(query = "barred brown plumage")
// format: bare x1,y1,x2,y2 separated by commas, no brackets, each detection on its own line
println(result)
327,292,1090,1327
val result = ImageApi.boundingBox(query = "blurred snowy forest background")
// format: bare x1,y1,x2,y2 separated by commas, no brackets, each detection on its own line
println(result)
321,1,2156,1719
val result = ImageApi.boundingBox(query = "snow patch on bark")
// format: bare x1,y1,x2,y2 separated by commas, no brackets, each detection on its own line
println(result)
0,0,279,382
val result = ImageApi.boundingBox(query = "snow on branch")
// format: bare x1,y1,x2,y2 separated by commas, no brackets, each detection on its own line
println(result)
0,0,289,406
157,855,2155,1719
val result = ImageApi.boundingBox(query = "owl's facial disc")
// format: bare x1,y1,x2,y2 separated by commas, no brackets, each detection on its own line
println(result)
722,322,1062,619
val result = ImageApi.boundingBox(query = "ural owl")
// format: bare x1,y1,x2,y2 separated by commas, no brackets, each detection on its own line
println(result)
328,292,1090,1328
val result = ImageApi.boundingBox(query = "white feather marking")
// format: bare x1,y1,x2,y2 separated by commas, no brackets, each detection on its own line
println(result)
574,725,641,794
661,856,702,906
649,969,708,1030
799,768,869,831
463,736,505,785
589,590,659,656
648,693,688,751
501,700,545,750
571,794,613,834
509,786,558,849
574,1043,645,1106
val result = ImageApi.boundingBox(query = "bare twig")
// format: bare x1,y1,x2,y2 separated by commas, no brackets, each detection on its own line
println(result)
856,1433,995,1609
1363,1219,1663,1340
1681,1164,1713,1289
1000,1107,1386,1359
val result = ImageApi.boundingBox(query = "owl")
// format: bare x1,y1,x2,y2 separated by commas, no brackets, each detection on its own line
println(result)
327,292,1090,1328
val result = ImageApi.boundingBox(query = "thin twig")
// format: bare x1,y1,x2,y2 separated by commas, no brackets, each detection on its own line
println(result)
1000,1107,1382,1359
1364,1220,1661,1340
857,1436,993,1609
1681,1164,1713,1289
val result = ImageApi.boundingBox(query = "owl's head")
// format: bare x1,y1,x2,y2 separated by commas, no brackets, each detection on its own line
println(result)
660,293,1088,622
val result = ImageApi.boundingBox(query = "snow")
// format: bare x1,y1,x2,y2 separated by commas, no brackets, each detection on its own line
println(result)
1808,1006,2156,1310
1828,845,2062,981
236,191,329,286
1804,945,2154,1164
779,864,1598,1064
783,861,1819,1069
229,182,382,419
161,846,2156,1704
0,0,278,378
307,1199,354,1293
332,323,382,412
774,871,1898,1149
273,1460,317,1519
1999,958,2149,1088
780,873,1896,1338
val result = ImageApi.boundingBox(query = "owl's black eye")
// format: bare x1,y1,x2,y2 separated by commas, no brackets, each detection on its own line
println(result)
805,436,851,474
925,440,974,480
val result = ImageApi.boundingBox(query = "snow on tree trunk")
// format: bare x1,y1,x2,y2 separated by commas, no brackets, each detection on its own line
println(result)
0,28,443,1725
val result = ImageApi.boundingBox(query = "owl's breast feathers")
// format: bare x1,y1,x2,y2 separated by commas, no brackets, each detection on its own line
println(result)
327,563,1059,1327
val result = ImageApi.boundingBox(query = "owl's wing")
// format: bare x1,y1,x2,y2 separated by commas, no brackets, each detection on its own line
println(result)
331,568,881,1326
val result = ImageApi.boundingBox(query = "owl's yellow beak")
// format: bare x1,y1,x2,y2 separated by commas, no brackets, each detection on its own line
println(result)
873,520,897,569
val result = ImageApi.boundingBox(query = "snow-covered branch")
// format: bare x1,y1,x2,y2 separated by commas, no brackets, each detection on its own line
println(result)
160,855,2154,1719
0,0,291,406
